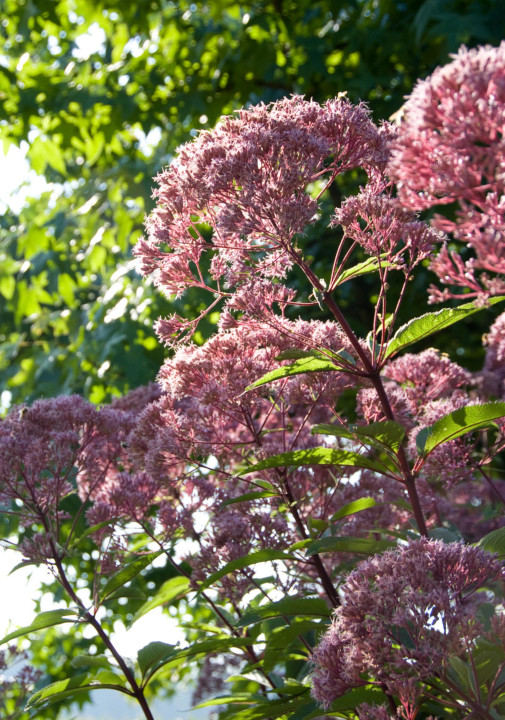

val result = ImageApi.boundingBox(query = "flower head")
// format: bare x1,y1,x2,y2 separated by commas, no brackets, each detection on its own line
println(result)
311,539,503,710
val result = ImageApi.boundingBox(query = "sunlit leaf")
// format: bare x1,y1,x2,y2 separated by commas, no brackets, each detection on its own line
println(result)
0,609,79,646
237,597,331,627
130,576,191,626
416,402,505,456
384,296,505,360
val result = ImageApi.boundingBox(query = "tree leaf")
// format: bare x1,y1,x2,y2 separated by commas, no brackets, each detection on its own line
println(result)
263,620,322,672
305,536,395,556
236,597,331,628
239,447,394,476
244,355,350,393
327,686,388,712
276,348,356,365
71,655,118,671
312,420,405,453
129,576,191,626
477,527,505,556
99,550,162,603
218,695,312,720
0,609,78,646
137,641,178,680
197,549,295,592
416,402,505,456
384,296,505,360
330,497,377,522
139,638,256,684
26,674,132,708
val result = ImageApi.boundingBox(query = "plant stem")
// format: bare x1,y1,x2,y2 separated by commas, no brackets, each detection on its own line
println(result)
281,473,340,607
320,290,429,537
50,550,155,720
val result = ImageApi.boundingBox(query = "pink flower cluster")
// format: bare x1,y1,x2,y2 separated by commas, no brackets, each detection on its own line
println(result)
311,540,503,714
389,42,505,300
0,391,158,564
134,96,401,345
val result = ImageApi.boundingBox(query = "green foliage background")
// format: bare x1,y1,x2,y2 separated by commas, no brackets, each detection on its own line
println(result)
1,0,504,406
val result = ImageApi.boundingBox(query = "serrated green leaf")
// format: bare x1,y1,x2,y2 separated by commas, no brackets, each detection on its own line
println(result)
477,527,505,556
312,420,405,453
197,549,295,592
305,536,395,556
100,550,162,603
330,497,377,522
0,609,78,646
130,576,190,626
239,447,393,476
416,402,505,456
237,597,331,628
244,356,349,393
384,296,505,360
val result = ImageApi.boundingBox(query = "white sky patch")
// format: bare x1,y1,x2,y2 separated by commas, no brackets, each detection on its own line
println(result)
0,549,55,639
71,23,106,61
0,142,52,212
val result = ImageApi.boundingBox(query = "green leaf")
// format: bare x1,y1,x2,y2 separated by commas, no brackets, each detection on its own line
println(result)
244,355,350,393
334,255,398,285
99,550,162,602
197,550,295,592
428,527,463,543
330,497,377,522
239,447,394,476
0,609,78,646
218,695,312,720
263,620,322,672
130,576,191,626
305,536,395,556
276,348,356,365
68,519,119,549
71,655,117,671
137,641,178,680
236,597,332,628
26,673,131,708
312,420,405,453
140,638,256,684
477,527,505,556
416,402,505,456
384,296,505,360
327,686,388,712
219,490,279,509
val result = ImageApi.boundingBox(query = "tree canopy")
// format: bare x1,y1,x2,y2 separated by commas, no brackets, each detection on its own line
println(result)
1,0,504,405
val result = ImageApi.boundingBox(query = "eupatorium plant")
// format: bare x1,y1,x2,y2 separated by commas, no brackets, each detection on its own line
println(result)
2,44,505,720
